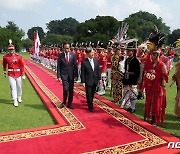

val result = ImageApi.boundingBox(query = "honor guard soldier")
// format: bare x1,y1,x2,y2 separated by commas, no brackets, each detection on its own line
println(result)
3,43,25,107
75,44,83,83
136,44,147,100
106,44,114,88
97,45,107,95
167,46,175,69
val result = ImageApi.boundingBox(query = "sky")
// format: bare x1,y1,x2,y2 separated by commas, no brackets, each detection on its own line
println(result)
0,0,179,38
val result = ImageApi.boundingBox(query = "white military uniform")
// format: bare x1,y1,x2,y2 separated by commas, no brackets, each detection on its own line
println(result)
3,44,25,107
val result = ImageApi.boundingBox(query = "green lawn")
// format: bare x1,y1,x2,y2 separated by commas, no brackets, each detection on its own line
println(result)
0,52,55,133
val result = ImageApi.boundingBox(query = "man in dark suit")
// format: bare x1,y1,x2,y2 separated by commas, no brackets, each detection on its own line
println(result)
81,47,101,112
57,43,78,109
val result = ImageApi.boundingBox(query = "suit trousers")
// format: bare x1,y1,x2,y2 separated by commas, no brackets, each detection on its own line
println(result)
85,83,97,109
8,76,22,100
62,77,74,105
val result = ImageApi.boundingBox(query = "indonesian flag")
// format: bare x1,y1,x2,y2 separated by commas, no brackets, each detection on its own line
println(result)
34,31,41,55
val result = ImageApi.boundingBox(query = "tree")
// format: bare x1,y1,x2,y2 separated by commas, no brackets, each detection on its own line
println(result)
74,16,119,45
21,38,33,50
1,21,25,52
6,21,25,39
167,29,180,46
123,11,170,44
0,28,22,52
41,33,73,46
27,26,45,41
46,17,79,36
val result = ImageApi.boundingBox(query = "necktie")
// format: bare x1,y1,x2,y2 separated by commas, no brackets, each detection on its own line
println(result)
66,53,69,64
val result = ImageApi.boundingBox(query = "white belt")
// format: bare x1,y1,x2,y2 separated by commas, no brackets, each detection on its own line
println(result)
8,69,21,72
107,62,111,64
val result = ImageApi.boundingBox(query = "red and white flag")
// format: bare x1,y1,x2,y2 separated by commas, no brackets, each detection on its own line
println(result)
34,31,41,55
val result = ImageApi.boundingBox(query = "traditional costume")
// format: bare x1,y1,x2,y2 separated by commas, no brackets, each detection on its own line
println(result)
111,43,124,104
143,27,168,125
173,62,180,118
121,41,140,113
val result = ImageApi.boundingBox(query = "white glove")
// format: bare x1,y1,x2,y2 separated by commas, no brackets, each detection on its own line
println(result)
3,71,7,77
22,75,26,80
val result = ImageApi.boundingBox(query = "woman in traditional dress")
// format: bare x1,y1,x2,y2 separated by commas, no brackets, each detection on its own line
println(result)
111,43,124,104
172,62,180,118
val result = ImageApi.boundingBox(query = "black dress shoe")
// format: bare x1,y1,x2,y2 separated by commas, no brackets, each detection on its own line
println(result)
126,108,135,113
59,103,65,108
126,107,132,113
67,105,74,109
131,109,136,113
89,108,94,112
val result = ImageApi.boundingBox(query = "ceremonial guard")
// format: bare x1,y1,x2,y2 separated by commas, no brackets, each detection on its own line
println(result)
97,45,107,95
75,45,83,83
136,44,147,100
160,47,170,74
53,47,59,71
106,45,114,88
29,47,34,60
3,43,25,107
167,47,175,69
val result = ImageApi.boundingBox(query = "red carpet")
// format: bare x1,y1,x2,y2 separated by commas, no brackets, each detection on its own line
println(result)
0,59,179,154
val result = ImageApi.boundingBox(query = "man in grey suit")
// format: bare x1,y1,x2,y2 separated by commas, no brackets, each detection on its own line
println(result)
57,43,78,109
81,47,101,112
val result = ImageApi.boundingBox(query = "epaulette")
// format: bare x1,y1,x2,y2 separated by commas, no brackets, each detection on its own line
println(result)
3,53,9,57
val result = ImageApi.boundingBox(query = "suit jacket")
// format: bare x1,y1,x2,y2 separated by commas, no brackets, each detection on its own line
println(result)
81,58,101,86
57,52,78,81
122,56,140,85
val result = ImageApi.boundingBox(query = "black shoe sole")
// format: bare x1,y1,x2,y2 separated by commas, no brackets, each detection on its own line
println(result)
59,103,65,108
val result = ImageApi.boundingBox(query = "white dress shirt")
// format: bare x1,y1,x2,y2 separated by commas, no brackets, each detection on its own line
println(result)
88,58,94,71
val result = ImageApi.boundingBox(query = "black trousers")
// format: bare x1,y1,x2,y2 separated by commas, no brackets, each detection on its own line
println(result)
62,77,74,106
85,84,97,110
